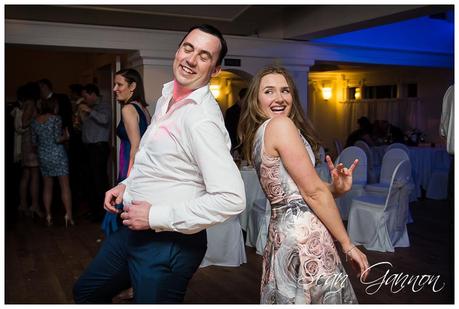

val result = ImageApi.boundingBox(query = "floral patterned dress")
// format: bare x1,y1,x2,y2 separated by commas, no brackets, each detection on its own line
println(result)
252,119,358,304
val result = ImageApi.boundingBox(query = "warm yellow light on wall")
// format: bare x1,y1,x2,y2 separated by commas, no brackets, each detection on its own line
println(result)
354,87,361,100
210,85,220,98
322,87,332,100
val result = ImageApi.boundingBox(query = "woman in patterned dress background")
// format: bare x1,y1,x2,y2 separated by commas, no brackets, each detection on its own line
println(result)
31,97,73,227
239,66,370,304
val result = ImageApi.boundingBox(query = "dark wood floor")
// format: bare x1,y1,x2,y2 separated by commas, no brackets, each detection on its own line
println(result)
4,198,454,304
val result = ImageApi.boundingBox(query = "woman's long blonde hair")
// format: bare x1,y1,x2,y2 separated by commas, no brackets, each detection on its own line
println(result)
238,66,322,165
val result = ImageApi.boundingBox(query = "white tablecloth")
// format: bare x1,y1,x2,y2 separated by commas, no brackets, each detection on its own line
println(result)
239,167,265,231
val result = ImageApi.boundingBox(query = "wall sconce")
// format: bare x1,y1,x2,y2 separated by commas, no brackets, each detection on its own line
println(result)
354,87,361,100
210,85,220,98
322,87,332,101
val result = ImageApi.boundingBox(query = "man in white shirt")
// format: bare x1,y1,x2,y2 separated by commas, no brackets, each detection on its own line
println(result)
73,24,246,303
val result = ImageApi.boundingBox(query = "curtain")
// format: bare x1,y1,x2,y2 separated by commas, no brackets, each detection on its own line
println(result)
340,98,423,134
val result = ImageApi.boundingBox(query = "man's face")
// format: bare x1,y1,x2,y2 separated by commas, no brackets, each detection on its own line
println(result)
82,90,96,105
173,29,222,90
39,83,50,99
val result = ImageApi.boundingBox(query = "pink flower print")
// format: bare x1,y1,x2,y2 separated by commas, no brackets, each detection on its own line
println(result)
300,258,321,286
295,220,311,244
265,181,285,204
305,231,324,257
322,245,338,274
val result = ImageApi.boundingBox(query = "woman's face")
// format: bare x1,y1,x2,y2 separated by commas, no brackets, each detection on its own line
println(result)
113,74,135,102
258,73,293,118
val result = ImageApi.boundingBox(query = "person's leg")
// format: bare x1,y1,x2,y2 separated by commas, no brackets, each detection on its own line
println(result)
73,226,131,303
127,230,207,303
42,176,53,225
58,175,73,224
19,167,30,211
29,167,42,216
87,143,109,221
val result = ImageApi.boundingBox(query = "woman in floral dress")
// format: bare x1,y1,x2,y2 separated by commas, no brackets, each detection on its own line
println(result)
239,66,370,304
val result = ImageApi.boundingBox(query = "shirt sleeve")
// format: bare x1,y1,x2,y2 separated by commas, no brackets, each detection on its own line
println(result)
89,103,111,125
148,119,246,234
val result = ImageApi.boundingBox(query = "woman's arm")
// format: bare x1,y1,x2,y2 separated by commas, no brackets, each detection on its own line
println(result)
265,116,369,279
122,104,141,175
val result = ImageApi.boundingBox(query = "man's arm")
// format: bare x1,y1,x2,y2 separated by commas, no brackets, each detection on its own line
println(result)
88,102,111,125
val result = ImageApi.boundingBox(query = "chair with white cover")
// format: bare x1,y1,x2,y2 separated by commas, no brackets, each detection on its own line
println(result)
200,215,247,267
334,146,367,220
386,143,410,155
254,199,271,255
245,197,268,249
354,140,379,184
315,146,331,183
426,150,451,200
334,139,344,157
347,160,413,252
364,148,410,197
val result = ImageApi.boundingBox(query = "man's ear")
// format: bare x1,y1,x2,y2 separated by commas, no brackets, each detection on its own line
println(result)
211,65,222,78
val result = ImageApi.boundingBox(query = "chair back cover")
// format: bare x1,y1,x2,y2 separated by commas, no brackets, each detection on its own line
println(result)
318,146,326,163
334,139,343,156
379,148,409,185
336,146,367,184
383,159,413,247
200,215,247,267
315,146,331,182
386,143,410,155
347,159,413,252
354,140,373,168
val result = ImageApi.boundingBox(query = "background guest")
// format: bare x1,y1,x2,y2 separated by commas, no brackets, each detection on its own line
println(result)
17,82,42,218
38,78,73,143
31,97,73,227
102,68,151,236
345,116,374,147
225,87,247,154
80,83,112,222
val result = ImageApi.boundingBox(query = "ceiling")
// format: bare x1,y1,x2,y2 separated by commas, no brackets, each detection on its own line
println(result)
5,5,453,44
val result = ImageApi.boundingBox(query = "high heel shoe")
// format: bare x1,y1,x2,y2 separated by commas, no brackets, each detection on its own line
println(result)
17,205,29,217
64,214,75,228
46,215,53,227
29,207,44,219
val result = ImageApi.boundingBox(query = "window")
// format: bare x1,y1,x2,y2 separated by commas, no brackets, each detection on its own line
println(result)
363,85,397,99
406,83,418,98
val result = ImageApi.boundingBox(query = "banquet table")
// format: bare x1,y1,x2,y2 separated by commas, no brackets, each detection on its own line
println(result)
239,166,265,231
371,145,451,199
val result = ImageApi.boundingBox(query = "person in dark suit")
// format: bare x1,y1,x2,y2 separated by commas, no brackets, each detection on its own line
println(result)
345,116,374,147
224,88,247,153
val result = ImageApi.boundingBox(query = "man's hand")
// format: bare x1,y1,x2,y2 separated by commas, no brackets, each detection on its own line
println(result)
104,184,126,214
120,200,151,230
326,155,359,196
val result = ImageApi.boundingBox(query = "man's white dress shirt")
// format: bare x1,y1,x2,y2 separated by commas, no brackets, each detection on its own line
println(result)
122,81,245,234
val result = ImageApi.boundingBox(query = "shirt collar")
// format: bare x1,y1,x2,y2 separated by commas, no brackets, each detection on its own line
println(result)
161,81,211,105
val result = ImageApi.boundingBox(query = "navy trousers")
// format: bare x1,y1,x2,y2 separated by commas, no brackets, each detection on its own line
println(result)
73,226,207,303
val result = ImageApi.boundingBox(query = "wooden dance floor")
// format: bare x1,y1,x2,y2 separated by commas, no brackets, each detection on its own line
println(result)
5,198,453,304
